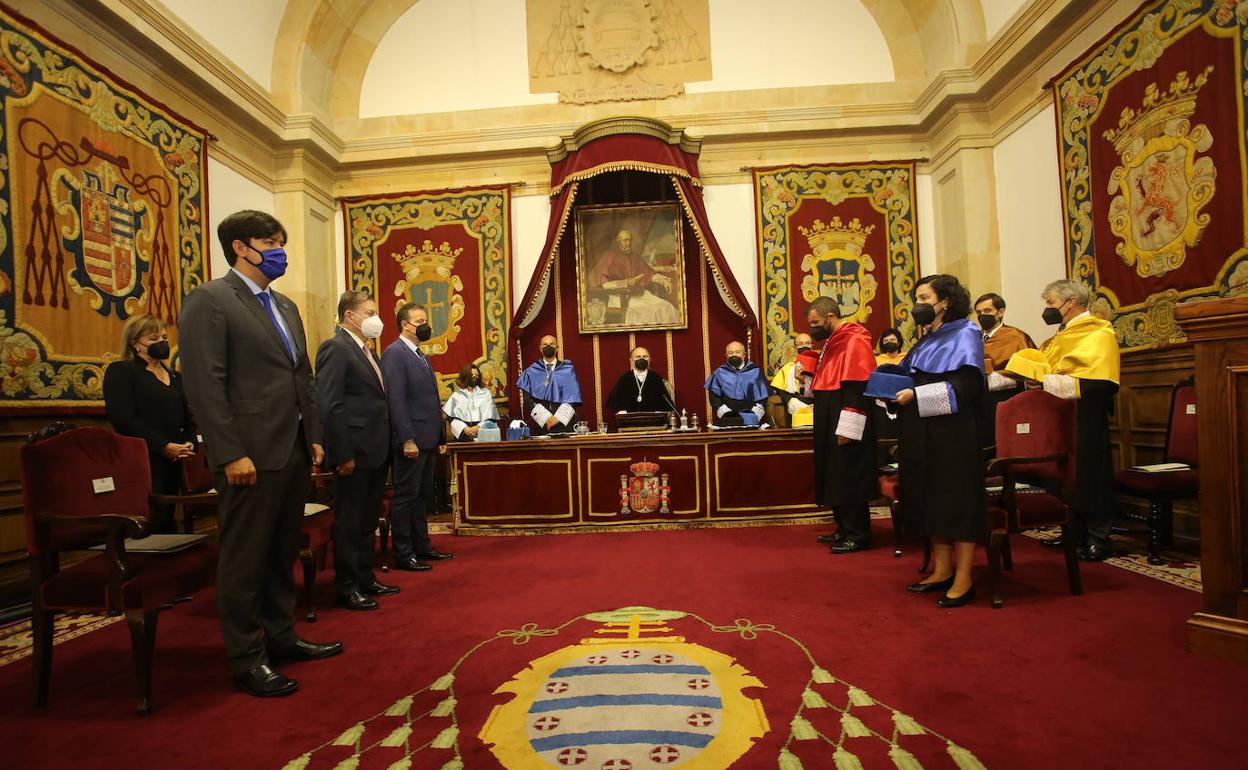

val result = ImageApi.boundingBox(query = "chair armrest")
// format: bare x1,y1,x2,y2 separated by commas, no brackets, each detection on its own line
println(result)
151,492,219,506
34,511,148,538
985,452,1067,477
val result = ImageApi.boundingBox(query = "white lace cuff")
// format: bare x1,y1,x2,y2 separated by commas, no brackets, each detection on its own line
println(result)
835,409,867,440
554,403,576,425
987,371,1019,392
450,419,467,438
916,382,957,418
1043,374,1079,400
530,403,553,424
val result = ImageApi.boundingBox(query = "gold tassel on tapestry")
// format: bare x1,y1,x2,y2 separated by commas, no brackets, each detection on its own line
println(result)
778,748,805,769
840,713,872,738
331,757,360,770
889,745,924,770
385,760,411,770
431,726,459,749
790,716,819,740
811,666,837,684
802,688,831,709
440,759,464,770
431,673,455,691
380,725,411,748
833,746,865,770
384,696,413,717
948,742,988,770
891,711,926,736
332,724,365,746
432,695,457,717
280,754,311,770
847,686,874,706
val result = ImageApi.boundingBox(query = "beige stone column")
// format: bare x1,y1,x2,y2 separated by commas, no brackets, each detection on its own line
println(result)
929,147,1001,292
273,147,339,352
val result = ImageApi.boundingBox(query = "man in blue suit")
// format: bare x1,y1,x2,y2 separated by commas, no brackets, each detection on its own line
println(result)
381,302,455,571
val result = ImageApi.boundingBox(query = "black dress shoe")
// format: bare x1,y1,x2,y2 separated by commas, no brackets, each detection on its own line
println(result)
1078,543,1112,562
270,639,344,664
233,664,299,697
830,539,870,554
394,556,432,572
418,549,454,561
335,590,379,611
816,533,843,545
906,577,954,593
1039,537,1068,549
363,580,401,596
937,586,976,608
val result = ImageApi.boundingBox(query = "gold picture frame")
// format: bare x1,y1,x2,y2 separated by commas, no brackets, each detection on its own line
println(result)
574,202,688,334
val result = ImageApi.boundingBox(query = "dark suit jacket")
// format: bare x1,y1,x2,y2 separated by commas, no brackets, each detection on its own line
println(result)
381,337,444,451
178,270,322,471
315,328,390,469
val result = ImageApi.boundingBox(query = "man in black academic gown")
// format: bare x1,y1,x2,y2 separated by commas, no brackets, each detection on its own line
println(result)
703,341,770,426
606,346,674,415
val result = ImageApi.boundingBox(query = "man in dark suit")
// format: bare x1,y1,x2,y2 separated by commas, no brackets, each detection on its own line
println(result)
179,210,341,698
314,290,401,611
381,302,454,571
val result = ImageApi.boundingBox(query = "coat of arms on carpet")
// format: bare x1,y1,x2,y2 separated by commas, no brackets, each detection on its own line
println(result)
282,607,987,769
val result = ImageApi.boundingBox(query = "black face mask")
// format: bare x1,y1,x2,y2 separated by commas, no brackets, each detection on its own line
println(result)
142,340,170,361
796,346,812,354
978,314,998,331
913,303,937,326
1042,307,1065,326
728,356,743,368
634,359,649,372
542,345,557,358
809,324,831,341
471,377,481,388
881,341,900,354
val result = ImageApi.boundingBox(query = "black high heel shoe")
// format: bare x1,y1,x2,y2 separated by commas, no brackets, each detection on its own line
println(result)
936,586,976,608
906,577,954,594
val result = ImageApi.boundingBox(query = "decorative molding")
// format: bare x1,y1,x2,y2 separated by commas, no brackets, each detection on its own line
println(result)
546,116,702,162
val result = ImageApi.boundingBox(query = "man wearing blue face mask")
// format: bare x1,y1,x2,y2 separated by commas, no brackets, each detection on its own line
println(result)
180,210,340,699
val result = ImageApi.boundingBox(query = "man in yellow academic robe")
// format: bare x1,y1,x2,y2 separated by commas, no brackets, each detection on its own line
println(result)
769,333,815,428
1006,279,1120,562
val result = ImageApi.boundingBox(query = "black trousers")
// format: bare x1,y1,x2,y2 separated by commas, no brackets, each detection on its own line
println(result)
833,504,872,542
332,464,387,595
148,455,181,534
214,436,310,674
391,449,435,558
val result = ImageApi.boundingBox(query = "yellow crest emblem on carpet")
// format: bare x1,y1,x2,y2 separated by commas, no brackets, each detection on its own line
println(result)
480,607,768,769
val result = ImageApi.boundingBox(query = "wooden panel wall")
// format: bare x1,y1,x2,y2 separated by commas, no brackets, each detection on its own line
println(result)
1112,344,1198,538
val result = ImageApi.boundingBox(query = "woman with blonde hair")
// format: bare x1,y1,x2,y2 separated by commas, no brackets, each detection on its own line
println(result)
103,314,195,532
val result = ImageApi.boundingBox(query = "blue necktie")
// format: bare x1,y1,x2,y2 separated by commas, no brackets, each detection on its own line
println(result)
257,292,296,362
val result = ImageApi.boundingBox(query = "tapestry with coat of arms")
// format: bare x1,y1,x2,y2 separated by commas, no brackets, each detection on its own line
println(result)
343,186,513,400
0,4,209,408
1054,0,1248,350
753,162,919,375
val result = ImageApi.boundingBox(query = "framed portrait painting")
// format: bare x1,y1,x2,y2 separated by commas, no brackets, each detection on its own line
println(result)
574,202,688,334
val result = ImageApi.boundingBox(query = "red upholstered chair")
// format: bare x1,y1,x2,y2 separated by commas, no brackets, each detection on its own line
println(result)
150,442,219,534
1114,378,1198,564
300,473,337,622
21,426,217,713
984,391,1083,609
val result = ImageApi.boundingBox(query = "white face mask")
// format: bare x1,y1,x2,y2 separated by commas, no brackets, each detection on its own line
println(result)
359,314,384,340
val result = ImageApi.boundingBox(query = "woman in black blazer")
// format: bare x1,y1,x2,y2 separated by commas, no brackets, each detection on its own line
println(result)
103,314,195,533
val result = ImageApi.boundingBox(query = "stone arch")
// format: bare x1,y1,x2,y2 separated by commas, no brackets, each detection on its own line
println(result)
271,0,989,121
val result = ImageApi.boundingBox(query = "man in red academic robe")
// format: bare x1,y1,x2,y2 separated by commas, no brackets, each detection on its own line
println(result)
807,296,878,553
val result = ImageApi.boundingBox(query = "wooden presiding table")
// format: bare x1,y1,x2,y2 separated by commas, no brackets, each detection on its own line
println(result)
446,428,828,534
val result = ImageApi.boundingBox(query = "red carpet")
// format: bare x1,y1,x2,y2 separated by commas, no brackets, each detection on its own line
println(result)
1,523,1244,769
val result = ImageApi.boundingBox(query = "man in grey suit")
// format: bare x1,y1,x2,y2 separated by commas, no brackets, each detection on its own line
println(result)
381,302,454,571
314,290,400,611
179,210,341,698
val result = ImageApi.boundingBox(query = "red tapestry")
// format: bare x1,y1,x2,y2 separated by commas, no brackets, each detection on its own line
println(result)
753,162,919,375
1054,0,1248,349
0,4,209,408
343,186,512,399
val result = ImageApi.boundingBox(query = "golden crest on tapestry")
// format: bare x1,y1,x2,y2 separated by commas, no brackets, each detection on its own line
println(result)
392,240,467,356
798,217,877,324
1103,67,1217,279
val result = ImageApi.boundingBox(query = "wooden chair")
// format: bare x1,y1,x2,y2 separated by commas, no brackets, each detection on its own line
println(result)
984,391,1083,609
21,426,217,713
1114,378,1198,564
299,472,337,622
150,442,218,534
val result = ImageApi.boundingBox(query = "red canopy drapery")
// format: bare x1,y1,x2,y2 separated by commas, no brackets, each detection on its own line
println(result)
509,125,759,426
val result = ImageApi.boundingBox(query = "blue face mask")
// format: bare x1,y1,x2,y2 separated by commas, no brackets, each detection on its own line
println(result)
246,244,288,280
